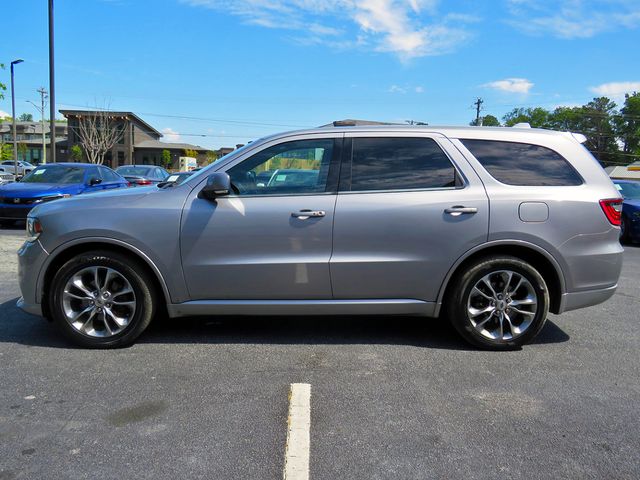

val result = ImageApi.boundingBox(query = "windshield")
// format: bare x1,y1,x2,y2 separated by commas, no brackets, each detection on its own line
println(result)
21,166,85,184
116,166,153,176
183,142,258,185
615,181,640,200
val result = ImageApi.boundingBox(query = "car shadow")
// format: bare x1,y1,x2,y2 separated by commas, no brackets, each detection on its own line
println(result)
0,296,570,350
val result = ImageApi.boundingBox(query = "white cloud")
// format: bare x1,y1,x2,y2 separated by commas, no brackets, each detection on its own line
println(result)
0,110,10,118
482,78,534,94
590,81,640,100
161,127,181,143
388,84,424,93
506,0,640,39
181,0,474,59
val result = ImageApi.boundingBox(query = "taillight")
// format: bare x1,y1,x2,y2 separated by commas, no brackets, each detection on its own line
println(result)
599,198,623,226
136,179,152,185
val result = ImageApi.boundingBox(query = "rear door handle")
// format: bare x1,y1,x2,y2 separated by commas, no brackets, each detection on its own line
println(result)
291,209,326,219
444,206,478,216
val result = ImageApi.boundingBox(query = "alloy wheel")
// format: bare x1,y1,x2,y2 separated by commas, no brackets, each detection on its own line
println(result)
466,270,537,341
62,266,137,337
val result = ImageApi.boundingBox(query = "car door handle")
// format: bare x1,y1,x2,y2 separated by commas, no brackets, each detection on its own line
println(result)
291,209,326,219
444,206,478,216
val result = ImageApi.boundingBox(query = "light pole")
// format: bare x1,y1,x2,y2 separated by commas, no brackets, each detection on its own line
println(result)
48,0,56,163
27,88,48,165
10,59,24,176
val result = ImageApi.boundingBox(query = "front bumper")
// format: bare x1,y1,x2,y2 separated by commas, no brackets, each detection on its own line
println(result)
17,239,49,317
0,203,33,220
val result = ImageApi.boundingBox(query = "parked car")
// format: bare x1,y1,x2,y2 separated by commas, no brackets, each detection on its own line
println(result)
613,179,640,244
0,171,16,185
0,160,35,177
0,163,128,225
18,126,623,349
115,165,170,186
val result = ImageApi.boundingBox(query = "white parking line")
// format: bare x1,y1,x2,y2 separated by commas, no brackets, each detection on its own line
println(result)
283,383,311,480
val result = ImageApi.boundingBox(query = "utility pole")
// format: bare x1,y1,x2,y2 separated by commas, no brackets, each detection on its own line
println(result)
48,0,56,162
27,88,49,164
38,88,48,164
474,98,483,126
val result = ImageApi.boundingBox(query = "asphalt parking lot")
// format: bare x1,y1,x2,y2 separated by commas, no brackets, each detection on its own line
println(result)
1,225,639,480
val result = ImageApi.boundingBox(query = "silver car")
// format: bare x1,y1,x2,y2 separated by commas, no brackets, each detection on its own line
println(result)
17,125,624,349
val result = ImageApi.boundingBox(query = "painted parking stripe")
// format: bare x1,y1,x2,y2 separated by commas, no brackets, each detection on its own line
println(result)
283,383,311,480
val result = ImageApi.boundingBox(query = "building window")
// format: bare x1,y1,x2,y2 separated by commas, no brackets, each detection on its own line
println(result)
118,151,125,166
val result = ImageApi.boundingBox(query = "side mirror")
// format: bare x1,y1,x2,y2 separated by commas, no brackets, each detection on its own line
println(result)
89,177,102,186
198,172,231,200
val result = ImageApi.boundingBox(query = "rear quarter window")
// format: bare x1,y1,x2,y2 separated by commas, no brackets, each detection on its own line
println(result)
460,139,583,186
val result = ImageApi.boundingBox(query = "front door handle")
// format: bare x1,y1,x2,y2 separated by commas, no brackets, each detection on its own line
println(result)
444,206,478,216
291,209,326,219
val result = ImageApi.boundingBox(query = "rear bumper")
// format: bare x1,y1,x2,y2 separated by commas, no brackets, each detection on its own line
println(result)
558,284,618,314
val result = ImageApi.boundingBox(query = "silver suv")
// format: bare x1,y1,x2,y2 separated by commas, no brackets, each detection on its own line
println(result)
17,126,624,349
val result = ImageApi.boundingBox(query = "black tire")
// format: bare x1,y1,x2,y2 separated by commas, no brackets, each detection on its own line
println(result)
620,216,630,244
446,255,550,350
49,250,157,348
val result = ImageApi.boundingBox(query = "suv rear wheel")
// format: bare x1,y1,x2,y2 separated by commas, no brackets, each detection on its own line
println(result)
446,256,549,350
49,250,157,348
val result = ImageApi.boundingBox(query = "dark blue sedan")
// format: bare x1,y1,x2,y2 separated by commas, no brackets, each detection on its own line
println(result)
0,163,128,225
613,179,640,244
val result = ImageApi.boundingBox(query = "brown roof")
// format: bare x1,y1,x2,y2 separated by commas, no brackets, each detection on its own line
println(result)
59,110,162,137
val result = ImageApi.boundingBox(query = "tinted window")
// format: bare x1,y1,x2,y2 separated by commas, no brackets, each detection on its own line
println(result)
227,139,334,196
461,139,583,186
116,166,152,176
99,167,122,182
21,166,85,184
349,137,458,191
615,181,640,200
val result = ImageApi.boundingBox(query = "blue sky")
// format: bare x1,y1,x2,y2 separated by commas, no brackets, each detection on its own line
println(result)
2,0,639,149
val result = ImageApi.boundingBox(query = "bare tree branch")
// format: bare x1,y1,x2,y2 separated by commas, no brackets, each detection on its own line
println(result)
75,109,124,164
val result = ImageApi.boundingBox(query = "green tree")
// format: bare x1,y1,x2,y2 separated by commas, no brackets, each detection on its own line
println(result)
580,97,619,165
0,142,12,160
482,114,500,126
615,92,640,155
205,150,219,165
161,149,172,169
183,148,198,158
503,107,551,128
17,143,27,161
0,63,6,100
70,144,83,162
18,113,33,122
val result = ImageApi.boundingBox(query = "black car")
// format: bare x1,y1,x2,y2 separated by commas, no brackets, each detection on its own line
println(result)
115,165,170,186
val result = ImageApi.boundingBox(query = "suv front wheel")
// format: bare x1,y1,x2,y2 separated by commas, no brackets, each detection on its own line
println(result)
446,256,549,350
49,250,157,348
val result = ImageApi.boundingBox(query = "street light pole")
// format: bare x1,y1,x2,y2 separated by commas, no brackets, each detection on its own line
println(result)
10,59,24,177
39,88,48,164
48,0,56,163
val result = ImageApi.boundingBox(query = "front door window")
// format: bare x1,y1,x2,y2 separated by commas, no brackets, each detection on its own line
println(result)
226,139,334,196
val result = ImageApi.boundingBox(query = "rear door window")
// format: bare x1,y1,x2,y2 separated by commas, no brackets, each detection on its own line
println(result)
347,137,459,192
460,139,583,186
